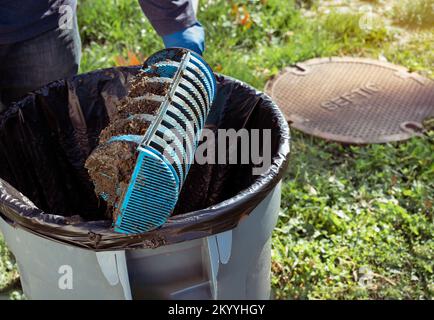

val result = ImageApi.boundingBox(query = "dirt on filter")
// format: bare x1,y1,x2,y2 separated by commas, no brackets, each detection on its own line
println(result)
99,116,151,144
85,141,138,220
85,72,168,220
128,75,170,98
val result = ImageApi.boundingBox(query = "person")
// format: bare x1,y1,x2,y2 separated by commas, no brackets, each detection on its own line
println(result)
0,0,205,111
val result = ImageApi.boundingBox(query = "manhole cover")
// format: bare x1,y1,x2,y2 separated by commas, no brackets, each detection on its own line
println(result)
265,57,434,144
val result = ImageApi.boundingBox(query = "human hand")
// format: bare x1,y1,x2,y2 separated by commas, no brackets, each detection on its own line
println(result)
162,23,205,55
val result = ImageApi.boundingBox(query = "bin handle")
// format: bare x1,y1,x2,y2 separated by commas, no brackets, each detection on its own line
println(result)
216,230,232,264
205,230,232,299
96,251,132,300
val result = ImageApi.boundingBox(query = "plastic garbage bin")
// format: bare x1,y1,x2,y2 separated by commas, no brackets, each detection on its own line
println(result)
0,67,290,300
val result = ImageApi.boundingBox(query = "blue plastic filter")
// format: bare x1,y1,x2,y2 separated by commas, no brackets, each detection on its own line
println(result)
113,48,217,234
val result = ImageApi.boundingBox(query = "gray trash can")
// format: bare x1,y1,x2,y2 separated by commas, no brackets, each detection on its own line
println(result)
0,68,290,300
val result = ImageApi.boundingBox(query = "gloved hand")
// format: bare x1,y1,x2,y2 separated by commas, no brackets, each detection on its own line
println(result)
162,22,205,55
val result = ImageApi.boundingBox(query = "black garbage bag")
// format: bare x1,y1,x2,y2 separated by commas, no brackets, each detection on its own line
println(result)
0,67,290,250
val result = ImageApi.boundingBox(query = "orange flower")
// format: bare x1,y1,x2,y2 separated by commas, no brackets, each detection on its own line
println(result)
240,5,250,25
114,51,144,66
127,51,141,65
239,5,252,30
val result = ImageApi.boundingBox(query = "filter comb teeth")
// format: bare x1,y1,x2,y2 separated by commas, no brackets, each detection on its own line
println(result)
114,48,217,234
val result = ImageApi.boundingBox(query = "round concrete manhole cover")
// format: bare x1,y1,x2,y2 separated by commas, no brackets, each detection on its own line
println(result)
265,57,434,144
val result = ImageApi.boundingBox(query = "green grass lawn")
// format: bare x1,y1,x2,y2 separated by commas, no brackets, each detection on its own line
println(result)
1,0,433,299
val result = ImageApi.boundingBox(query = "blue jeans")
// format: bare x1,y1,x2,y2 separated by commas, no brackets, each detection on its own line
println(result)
0,16,81,111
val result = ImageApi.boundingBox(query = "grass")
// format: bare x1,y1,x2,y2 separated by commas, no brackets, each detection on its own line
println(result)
0,0,433,299
0,237,19,297
391,0,434,29
273,130,433,299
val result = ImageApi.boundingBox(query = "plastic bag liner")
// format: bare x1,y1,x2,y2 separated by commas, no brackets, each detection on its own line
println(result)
0,67,290,250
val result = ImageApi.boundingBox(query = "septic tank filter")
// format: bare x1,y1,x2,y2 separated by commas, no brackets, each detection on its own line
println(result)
111,48,216,234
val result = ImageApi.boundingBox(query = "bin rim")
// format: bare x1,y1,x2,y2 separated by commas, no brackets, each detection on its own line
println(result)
0,69,290,250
